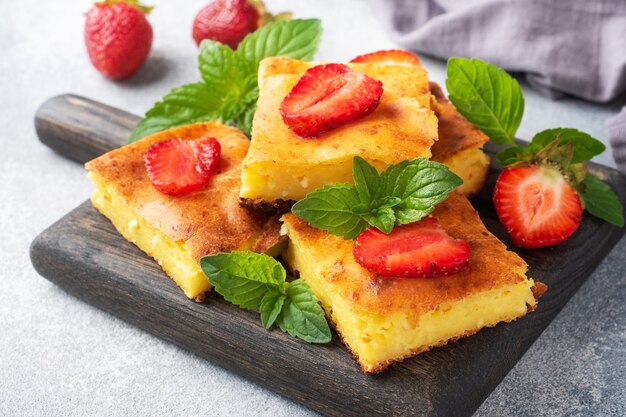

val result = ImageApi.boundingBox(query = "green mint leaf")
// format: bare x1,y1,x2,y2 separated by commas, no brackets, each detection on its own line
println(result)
237,19,322,75
293,158,462,238
260,291,286,329
129,83,222,142
291,184,368,239
200,252,285,309
131,19,323,142
231,100,257,137
276,279,331,344
198,40,257,121
352,156,380,202
446,57,524,145
496,145,524,165
579,173,624,227
378,158,463,225
363,207,396,234
531,128,605,163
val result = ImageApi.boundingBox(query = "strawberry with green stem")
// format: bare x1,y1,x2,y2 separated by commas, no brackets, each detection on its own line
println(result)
192,0,291,49
84,0,153,80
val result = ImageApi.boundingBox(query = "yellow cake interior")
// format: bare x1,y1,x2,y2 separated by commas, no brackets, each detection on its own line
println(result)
282,192,542,373
89,171,211,298
433,147,490,196
85,122,284,301
240,58,439,203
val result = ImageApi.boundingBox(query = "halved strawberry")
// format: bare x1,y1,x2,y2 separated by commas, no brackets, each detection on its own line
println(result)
279,63,383,138
349,49,422,66
144,137,221,196
493,165,583,248
353,217,470,278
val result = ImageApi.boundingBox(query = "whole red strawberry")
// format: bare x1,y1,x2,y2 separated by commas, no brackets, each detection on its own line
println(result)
84,0,153,80
192,0,259,49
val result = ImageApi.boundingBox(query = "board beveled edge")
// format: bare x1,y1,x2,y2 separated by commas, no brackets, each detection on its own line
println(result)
29,165,626,417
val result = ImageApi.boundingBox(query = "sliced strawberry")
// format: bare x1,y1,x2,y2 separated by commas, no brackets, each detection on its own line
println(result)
353,217,470,278
349,49,422,66
279,63,383,138
493,165,583,248
144,137,221,196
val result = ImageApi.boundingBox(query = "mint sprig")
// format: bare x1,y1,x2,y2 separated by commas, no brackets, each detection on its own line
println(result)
200,252,331,344
446,58,524,146
580,173,625,227
292,157,462,239
446,58,623,227
129,19,322,142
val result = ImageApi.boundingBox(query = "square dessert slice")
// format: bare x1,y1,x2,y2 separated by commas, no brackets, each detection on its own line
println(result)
240,57,439,207
86,122,283,301
429,82,490,196
282,192,544,373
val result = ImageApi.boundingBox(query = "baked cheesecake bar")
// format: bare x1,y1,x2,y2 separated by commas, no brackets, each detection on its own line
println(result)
86,122,284,301
429,82,490,196
240,57,439,207
282,192,545,373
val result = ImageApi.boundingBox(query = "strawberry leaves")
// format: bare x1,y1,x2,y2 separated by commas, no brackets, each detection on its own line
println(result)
130,19,322,142
292,157,462,239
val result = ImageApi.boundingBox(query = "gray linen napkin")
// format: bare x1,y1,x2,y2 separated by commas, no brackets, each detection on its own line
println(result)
372,0,626,172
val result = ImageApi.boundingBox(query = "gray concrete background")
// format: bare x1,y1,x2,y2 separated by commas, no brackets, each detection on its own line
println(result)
1,0,624,416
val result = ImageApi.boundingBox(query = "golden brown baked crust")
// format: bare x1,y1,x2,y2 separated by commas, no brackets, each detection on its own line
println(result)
244,57,438,169
85,122,282,261
429,82,490,161
282,192,535,316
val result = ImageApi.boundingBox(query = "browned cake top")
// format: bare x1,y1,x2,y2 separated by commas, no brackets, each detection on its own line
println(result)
283,192,530,315
245,57,438,166
86,122,281,261
429,82,489,161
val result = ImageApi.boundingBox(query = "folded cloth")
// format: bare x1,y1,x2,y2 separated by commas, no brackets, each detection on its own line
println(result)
372,0,626,102
372,0,626,172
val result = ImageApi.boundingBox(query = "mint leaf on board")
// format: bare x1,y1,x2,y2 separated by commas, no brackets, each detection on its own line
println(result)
292,157,462,238
446,57,524,146
260,290,286,329
200,252,285,309
530,128,605,164
237,19,322,75
276,279,331,344
200,251,331,344
579,173,624,227
130,19,322,142
129,83,222,142
291,184,369,239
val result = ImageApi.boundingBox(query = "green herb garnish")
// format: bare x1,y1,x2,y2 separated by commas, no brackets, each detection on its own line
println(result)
291,157,462,239
200,252,331,343
446,57,623,227
130,19,322,141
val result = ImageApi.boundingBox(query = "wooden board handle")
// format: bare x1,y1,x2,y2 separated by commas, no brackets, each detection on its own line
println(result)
34,94,140,164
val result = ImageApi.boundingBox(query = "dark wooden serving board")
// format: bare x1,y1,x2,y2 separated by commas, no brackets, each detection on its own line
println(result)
31,95,626,417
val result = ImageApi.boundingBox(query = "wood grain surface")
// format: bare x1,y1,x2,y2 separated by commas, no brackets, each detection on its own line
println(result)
31,94,626,417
